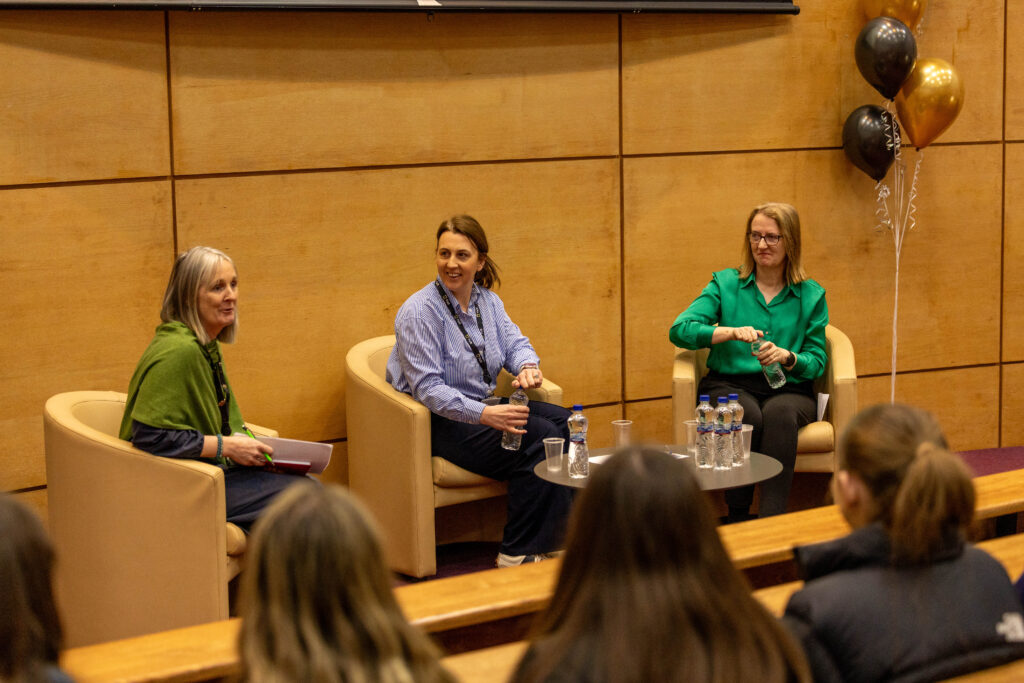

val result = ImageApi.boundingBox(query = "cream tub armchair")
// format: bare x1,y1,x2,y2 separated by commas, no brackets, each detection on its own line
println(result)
672,324,857,474
43,391,277,646
346,335,563,578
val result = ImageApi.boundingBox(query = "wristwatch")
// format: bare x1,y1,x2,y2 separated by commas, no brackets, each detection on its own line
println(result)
784,351,796,368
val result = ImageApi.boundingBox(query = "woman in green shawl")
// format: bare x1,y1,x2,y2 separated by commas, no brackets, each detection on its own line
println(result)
119,246,298,532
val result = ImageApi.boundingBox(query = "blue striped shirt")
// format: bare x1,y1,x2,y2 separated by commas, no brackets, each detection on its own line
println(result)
386,278,539,423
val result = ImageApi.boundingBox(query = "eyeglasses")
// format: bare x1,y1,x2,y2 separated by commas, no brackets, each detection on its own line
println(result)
749,232,782,246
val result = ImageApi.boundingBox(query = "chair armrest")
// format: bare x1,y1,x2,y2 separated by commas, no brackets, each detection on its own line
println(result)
495,370,563,406
822,325,858,445
246,422,278,438
672,347,699,444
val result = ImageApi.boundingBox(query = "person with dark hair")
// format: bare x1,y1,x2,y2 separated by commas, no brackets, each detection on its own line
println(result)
669,202,828,522
784,403,1024,682
119,246,298,532
0,494,73,683
386,215,573,567
238,483,454,683
510,447,810,683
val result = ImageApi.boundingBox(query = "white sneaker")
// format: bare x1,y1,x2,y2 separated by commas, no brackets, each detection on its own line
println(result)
496,551,562,568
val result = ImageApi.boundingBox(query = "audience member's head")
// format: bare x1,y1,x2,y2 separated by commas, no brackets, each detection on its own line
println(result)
0,494,64,682
513,447,809,683
834,402,974,565
237,483,453,683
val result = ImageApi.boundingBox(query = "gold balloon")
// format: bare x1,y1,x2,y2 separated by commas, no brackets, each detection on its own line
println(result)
861,0,927,30
894,58,964,149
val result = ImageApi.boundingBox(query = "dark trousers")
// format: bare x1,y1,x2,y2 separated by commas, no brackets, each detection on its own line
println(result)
431,400,574,556
224,467,310,533
699,372,815,517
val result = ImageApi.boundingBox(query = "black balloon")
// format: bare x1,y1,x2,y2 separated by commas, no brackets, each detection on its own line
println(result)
855,17,917,100
843,105,900,181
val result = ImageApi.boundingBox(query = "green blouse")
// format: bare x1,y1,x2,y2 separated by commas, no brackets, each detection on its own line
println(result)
119,321,246,440
669,268,828,384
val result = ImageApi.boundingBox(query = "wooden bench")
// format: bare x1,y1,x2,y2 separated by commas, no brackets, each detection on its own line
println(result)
61,468,1024,682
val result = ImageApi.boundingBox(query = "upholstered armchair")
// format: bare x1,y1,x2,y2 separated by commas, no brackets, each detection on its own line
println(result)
672,324,857,473
43,391,276,646
345,335,563,578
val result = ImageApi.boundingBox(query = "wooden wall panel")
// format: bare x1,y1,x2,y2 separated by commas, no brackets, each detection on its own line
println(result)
622,0,1001,155
624,398,674,446
175,159,620,441
0,182,174,491
1006,2,1024,140
169,13,619,175
1002,363,1024,446
581,404,625,451
1005,143,1024,361
0,12,169,185
858,367,1000,451
624,145,1001,400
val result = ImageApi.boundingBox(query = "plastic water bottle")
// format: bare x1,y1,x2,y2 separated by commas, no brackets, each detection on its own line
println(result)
567,404,589,479
695,395,714,469
501,387,529,451
728,393,745,466
751,338,786,389
713,396,733,470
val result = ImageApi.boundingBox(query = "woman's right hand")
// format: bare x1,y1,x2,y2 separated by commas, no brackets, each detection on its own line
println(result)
714,326,762,343
480,404,529,434
222,436,273,467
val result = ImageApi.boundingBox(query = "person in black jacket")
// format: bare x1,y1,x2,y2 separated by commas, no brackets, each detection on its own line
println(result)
783,403,1024,683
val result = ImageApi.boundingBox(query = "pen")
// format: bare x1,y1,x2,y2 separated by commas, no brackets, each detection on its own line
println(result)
264,452,273,464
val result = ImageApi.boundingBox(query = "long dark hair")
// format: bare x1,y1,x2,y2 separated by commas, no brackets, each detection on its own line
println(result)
513,448,810,683
840,403,974,565
436,215,501,289
0,494,63,682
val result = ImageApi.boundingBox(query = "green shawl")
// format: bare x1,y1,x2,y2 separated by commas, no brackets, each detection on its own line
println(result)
119,321,246,441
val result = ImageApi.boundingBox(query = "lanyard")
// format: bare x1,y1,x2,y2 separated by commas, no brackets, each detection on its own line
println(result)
434,280,492,386
198,342,232,436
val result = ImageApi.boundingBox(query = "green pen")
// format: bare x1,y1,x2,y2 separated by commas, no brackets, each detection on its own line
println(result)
264,452,273,464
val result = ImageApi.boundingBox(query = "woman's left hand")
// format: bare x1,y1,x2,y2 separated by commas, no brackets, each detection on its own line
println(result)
512,366,544,390
752,340,790,367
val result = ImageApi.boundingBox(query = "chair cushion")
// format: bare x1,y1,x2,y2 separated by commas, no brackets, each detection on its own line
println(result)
432,456,501,487
797,420,834,453
225,523,247,557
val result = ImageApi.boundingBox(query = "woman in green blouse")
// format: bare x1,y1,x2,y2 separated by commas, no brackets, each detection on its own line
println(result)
669,203,828,522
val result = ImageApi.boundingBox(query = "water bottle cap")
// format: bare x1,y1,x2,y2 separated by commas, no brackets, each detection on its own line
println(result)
728,393,739,400
717,396,728,403
699,394,710,402
572,404,583,411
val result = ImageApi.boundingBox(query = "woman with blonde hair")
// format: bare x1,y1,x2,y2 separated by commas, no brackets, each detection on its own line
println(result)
238,483,453,683
510,447,810,683
120,246,297,531
0,494,72,683
784,403,1024,682
669,202,828,522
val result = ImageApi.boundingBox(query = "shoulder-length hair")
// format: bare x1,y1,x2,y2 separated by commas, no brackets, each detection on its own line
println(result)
436,215,501,290
238,483,454,683
514,448,810,683
840,403,974,566
738,202,808,285
160,246,238,345
0,494,63,682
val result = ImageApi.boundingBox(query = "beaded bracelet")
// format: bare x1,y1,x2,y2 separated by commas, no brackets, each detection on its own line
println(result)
216,434,225,465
